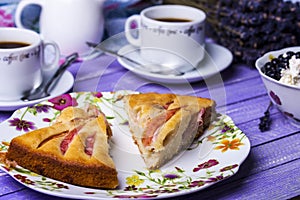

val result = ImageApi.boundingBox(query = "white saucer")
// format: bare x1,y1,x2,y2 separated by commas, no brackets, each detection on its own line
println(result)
117,43,233,84
0,71,74,111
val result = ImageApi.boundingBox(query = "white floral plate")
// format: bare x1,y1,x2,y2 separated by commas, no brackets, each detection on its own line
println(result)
0,91,250,199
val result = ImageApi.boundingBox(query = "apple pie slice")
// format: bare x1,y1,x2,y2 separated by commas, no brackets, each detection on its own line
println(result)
6,106,118,189
123,93,216,169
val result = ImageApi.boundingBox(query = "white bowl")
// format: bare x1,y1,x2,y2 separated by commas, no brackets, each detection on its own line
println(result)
255,46,300,127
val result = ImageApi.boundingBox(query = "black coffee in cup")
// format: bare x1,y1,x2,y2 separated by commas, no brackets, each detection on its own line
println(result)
0,41,30,49
153,17,192,22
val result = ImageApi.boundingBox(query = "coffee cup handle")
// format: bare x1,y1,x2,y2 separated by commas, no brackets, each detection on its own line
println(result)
40,41,60,81
15,0,44,29
125,15,142,46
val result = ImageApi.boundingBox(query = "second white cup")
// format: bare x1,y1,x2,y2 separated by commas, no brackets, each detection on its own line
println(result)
125,5,206,72
15,0,105,56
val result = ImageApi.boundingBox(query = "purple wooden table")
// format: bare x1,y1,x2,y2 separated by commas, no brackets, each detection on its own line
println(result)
0,53,299,200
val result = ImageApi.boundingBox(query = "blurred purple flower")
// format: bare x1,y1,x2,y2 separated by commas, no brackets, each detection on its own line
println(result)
124,185,138,191
130,20,138,29
221,124,231,133
163,174,180,180
42,118,51,122
92,92,103,98
269,91,281,105
32,105,51,113
220,164,239,172
175,166,184,173
8,118,36,132
205,175,224,183
48,94,78,110
0,9,14,27
189,180,205,188
193,159,219,172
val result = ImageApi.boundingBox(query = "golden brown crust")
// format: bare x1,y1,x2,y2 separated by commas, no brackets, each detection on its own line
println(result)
6,107,118,189
7,141,118,189
125,93,214,110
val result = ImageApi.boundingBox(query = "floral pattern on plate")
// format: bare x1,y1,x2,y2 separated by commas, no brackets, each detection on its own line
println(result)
0,91,250,199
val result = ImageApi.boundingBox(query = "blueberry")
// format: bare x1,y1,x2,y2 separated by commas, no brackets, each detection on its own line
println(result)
277,62,286,72
263,62,273,69
278,54,289,63
262,50,299,81
286,51,295,58
271,58,280,65
266,71,276,79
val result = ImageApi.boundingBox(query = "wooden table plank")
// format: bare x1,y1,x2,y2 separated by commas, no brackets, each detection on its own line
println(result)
225,94,279,124
238,113,299,146
0,174,24,196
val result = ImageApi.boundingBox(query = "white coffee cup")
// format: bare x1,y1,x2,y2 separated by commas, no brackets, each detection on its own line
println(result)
15,0,105,56
125,5,206,72
0,27,60,101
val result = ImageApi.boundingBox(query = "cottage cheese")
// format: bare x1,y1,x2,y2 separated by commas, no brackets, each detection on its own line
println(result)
279,55,300,86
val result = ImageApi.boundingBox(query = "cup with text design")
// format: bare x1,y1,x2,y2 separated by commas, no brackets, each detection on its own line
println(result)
125,5,206,72
0,27,60,101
